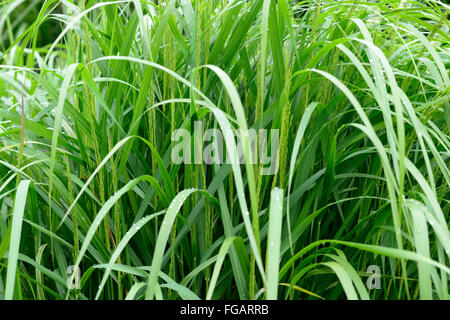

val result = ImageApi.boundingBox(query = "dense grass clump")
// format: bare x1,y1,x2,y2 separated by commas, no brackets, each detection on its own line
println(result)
0,0,449,300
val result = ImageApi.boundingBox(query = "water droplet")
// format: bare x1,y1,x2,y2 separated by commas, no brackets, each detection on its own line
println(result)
270,242,274,246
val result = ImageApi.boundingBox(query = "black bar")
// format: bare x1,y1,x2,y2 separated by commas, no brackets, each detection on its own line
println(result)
0,300,447,319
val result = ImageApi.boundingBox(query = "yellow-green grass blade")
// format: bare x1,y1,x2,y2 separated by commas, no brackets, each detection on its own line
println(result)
5,179,31,300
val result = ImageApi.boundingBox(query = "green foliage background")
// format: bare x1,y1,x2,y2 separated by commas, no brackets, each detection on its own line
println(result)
0,0,449,300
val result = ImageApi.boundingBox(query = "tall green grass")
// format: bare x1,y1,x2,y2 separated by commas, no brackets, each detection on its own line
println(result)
0,0,449,300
